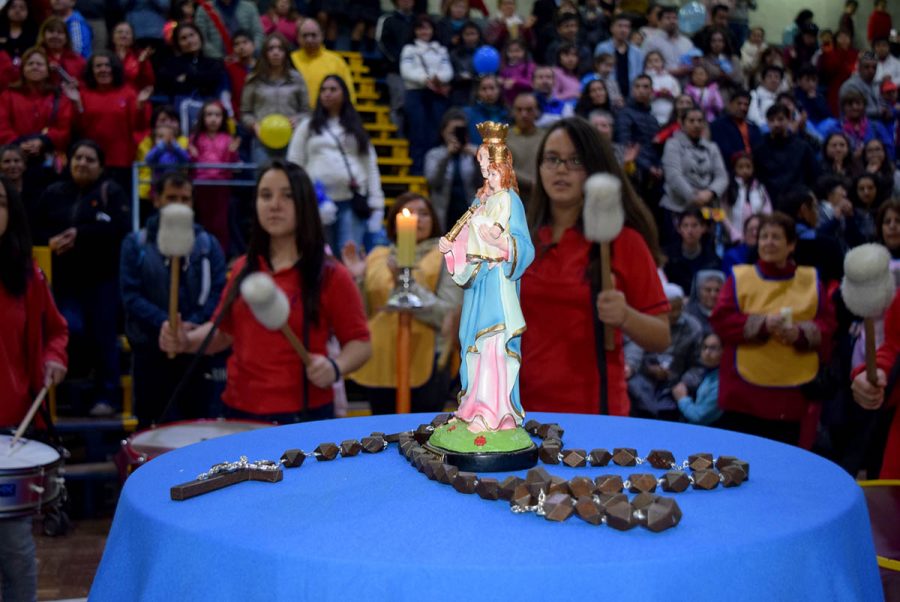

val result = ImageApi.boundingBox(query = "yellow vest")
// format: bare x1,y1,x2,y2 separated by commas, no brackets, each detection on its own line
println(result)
733,265,819,387
348,246,443,388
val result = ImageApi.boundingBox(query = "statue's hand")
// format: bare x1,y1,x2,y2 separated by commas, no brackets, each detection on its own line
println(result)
438,236,452,254
478,224,508,253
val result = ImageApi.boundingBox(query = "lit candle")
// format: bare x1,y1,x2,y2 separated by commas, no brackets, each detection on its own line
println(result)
396,207,418,268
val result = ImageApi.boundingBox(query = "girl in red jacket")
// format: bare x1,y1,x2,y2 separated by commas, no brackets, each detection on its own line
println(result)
37,16,85,87
0,176,68,601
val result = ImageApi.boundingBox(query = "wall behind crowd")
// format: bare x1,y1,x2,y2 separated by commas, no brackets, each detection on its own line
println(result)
749,0,899,45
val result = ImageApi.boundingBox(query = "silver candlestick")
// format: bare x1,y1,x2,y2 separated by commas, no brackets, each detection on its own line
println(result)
386,267,435,312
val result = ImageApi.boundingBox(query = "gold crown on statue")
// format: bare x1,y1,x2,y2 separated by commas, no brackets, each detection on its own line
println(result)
476,121,509,145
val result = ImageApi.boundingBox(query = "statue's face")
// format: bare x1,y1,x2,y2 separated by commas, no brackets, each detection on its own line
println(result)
477,146,490,178
487,167,502,191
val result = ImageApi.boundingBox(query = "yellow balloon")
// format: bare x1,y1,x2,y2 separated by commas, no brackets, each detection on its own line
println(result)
258,114,293,149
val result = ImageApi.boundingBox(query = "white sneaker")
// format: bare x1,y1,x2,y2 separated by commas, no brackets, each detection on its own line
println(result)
89,402,116,417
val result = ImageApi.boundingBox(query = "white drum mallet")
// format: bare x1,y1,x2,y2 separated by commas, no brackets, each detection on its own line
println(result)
157,204,195,359
240,272,311,366
584,173,625,351
841,243,896,385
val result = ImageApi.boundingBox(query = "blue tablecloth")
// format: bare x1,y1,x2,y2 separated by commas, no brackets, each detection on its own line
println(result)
89,413,882,601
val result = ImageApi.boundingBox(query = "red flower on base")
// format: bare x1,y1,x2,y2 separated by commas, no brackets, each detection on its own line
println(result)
474,436,487,447
448,425,457,432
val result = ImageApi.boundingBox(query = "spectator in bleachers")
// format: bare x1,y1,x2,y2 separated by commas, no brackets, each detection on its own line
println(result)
35,140,130,417
532,65,575,127
747,64,783,127
62,51,152,197
839,53,883,122
121,171,226,427
223,29,255,119
399,14,452,175
341,0,383,54
698,26,742,90
436,0,472,50
243,32,310,163
0,176,68,602
820,90,895,161
38,16,87,86
876,199,900,259
484,0,533,51
520,117,669,417
661,107,729,225
816,174,865,254
287,75,384,253
0,47,17,92
0,0,38,64
342,192,462,414
673,332,724,425
0,48,74,190
464,75,509,146
136,105,188,201
50,0,92,59
641,6,694,78
0,145,25,197
574,78,612,118
290,19,354,107
505,92,543,202
627,282,704,421
664,207,722,295
874,37,900,87
552,43,583,102
423,108,480,230
654,93,697,147
709,89,762,172
158,161,372,423
794,65,831,131
261,0,302,49
112,22,156,94
712,212,836,446
781,186,845,283
644,50,680,125
821,132,857,179
851,173,883,242
498,38,535,107
144,120,191,183
749,46,790,92
448,20,481,107
193,0,263,60
376,0,415,131
594,14,643,102
544,13,591,76
721,212,760,274
189,99,239,253
753,104,820,209
686,270,726,334
775,92,822,153
863,138,900,197
582,53,624,109
685,64,724,122
739,26,766,76
616,74,662,202
818,30,857,118
122,0,171,55
866,0,892,47
722,151,771,244
158,22,227,126
786,20,817,76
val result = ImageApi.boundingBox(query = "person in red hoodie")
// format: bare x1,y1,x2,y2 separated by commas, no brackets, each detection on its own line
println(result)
63,51,151,199
817,30,858,118
0,47,73,194
37,16,85,87
0,176,68,602
851,290,900,478
111,21,155,94
867,0,893,46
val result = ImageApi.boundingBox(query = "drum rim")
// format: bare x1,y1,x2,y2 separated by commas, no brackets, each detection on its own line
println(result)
0,437,63,475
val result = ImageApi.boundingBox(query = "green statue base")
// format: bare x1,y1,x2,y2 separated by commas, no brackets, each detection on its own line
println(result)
425,421,539,472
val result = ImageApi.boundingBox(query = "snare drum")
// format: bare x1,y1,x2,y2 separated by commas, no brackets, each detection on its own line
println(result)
0,435,64,518
116,419,272,480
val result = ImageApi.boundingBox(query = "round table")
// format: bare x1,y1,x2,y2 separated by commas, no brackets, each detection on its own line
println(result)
90,413,882,601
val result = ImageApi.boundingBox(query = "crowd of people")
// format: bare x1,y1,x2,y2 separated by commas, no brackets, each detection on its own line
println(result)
1,0,900,507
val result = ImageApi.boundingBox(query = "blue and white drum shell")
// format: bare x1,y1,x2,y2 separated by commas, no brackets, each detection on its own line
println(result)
0,435,63,518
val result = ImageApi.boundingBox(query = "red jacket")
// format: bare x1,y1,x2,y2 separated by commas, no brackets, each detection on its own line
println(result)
711,260,836,423
120,51,155,92
818,46,859,117
75,86,148,168
0,262,68,428
0,86,74,152
46,48,86,86
867,11,893,44
852,292,900,478
0,50,19,92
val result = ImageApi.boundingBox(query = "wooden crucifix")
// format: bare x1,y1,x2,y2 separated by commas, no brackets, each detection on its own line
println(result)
170,456,283,501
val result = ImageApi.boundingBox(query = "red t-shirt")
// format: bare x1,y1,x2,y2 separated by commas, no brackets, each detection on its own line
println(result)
520,226,668,416
214,256,370,415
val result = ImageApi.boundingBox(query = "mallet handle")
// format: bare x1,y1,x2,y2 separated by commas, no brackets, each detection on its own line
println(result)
9,387,49,450
864,318,878,385
280,325,312,366
168,256,181,360
601,242,615,351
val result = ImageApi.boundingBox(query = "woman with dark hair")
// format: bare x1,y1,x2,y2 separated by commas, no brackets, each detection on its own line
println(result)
400,14,453,174
157,22,227,109
159,161,372,423
712,212,836,447
0,176,68,602
699,27,742,88
37,16,86,86
574,78,611,118
876,198,900,258
520,117,671,417
0,47,73,196
343,192,462,415
850,172,885,242
241,32,309,163
63,51,152,195
463,75,509,145
449,20,482,106
0,0,39,63
424,108,481,230
863,138,900,197
34,140,130,417
287,75,383,253
821,132,857,178
111,21,156,93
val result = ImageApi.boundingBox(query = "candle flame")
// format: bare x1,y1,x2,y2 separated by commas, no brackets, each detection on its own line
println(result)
401,208,411,217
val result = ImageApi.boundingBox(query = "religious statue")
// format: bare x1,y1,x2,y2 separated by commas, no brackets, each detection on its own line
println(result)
429,122,537,471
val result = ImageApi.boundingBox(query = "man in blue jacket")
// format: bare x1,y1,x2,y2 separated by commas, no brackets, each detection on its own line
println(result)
594,14,643,101
710,89,761,172
120,172,227,427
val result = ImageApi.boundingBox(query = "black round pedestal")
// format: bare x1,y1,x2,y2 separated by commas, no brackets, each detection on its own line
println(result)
423,441,539,472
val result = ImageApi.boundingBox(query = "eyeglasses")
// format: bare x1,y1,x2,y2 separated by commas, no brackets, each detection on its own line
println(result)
540,154,584,171
701,344,722,351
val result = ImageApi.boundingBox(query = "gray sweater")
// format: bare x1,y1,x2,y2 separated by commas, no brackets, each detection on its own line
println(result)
240,70,310,129
424,146,481,231
661,130,729,213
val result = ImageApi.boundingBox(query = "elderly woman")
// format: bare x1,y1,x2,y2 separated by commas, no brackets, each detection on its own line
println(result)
343,192,462,415
711,212,836,447
819,90,895,161
686,269,726,334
